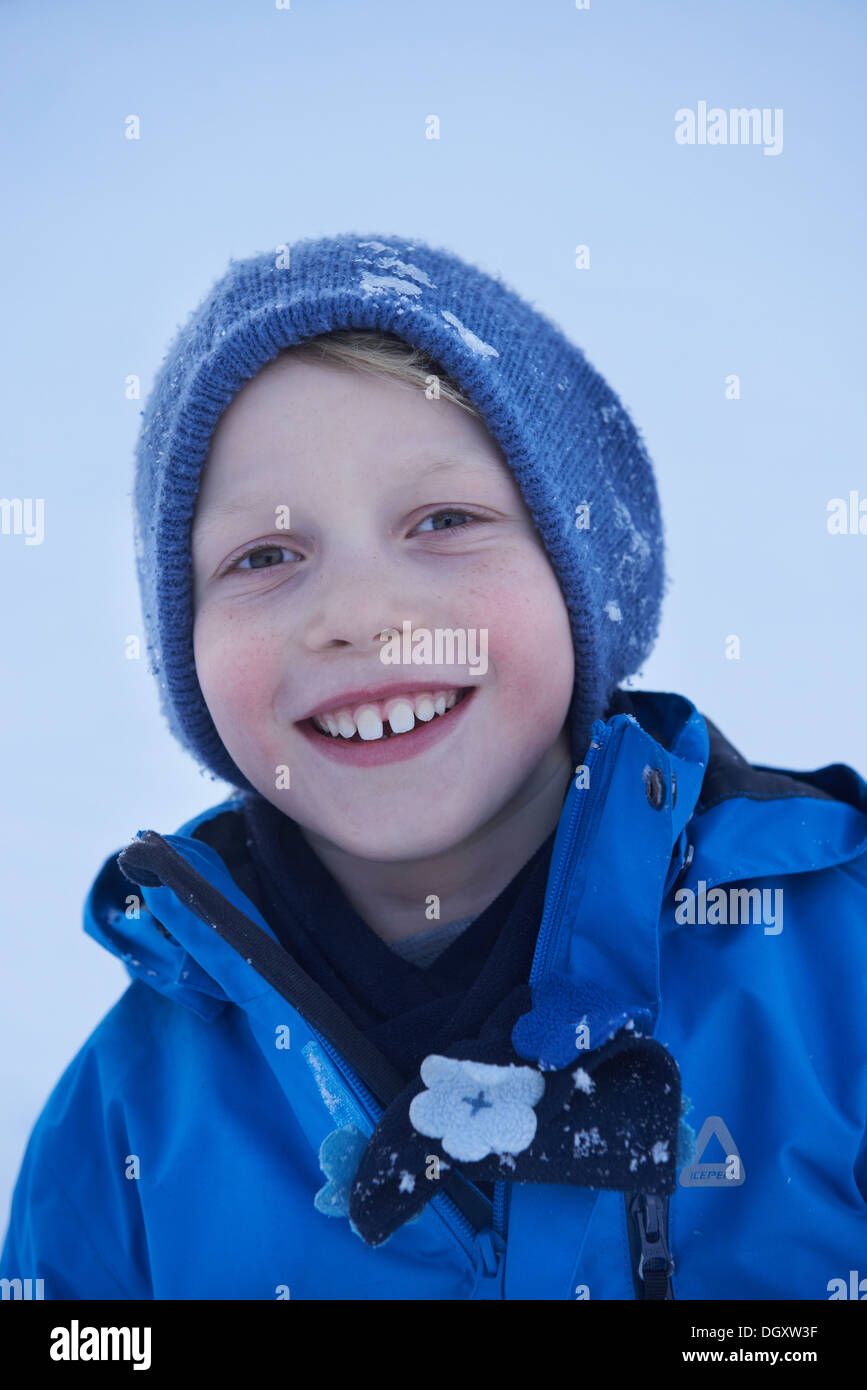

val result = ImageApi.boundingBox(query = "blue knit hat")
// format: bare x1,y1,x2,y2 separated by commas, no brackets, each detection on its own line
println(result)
133,232,666,791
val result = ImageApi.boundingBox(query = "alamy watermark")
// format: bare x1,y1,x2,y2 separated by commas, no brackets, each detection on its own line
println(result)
827,491,867,535
675,102,783,156
0,497,44,545
378,621,488,677
827,1271,867,1299
49,1321,151,1370
1,1276,44,1299
674,882,783,935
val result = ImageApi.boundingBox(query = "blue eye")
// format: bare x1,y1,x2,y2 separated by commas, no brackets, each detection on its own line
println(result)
233,544,298,570
415,509,479,533
226,511,485,574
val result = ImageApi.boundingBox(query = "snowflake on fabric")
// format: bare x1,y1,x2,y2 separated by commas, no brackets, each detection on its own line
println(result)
352,241,500,358
574,1126,608,1158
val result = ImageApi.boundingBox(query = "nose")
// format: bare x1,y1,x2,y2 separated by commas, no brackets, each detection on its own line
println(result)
299,550,427,656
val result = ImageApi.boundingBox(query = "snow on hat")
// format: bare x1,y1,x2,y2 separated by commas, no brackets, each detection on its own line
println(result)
133,232,666,790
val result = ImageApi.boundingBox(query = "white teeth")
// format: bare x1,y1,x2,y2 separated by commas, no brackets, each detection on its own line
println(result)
336,709,356,739
355,706,383,741
386,699,415,734
310,687,467,740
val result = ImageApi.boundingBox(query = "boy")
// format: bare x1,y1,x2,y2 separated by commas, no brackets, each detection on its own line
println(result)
2,232,866,1300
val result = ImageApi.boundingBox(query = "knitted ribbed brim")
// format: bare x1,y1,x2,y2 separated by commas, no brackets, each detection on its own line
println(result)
134,232,666,790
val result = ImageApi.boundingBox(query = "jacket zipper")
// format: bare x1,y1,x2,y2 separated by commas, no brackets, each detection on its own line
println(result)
626,1192,675,1299
528,727,608,986
492,1182,507,1238
313,1029,501,1274
464,727,607,1274
524,723,676,1300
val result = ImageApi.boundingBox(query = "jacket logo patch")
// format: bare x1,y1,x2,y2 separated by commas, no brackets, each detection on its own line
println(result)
679,1115,745,1186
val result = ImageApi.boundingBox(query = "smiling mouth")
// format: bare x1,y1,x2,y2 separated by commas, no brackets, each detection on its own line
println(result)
303,687,473,743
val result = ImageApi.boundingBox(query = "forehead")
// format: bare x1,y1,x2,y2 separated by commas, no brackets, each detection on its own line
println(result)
211,353,489,442
194,355,513,510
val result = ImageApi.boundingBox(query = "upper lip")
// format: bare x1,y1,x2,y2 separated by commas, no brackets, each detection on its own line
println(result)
297,680,473,722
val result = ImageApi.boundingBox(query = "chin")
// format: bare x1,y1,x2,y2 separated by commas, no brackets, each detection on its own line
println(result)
311,799,489,859
328,824,466,863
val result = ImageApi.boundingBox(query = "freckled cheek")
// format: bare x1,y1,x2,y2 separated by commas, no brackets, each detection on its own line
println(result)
193,611,281,731
472,575,574,726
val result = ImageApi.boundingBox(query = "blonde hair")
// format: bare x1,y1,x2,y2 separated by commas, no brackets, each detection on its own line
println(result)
277,329,482,419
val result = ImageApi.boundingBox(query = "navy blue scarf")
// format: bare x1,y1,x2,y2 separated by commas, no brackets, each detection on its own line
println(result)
236,793,682,1247
239,791,557,1083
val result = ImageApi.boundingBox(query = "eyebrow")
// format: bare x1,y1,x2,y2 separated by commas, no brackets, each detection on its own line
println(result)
421,455,499,474
193,453,501,530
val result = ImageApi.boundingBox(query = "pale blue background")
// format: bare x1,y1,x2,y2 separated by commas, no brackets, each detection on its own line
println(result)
2,0,865,1220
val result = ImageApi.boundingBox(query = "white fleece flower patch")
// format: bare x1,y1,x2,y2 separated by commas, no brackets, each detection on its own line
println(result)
409,1055,545,1162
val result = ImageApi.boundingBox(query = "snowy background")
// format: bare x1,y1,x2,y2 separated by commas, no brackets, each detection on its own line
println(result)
1,0,865,1221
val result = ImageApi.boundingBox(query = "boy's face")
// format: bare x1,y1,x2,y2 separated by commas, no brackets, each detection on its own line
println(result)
191,354,575,861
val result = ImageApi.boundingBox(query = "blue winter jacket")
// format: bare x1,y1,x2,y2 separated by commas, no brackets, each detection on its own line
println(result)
3,689,867,1300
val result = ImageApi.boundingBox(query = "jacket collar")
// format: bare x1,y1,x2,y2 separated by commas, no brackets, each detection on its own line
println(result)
608,686,867,815
83,689,867,1015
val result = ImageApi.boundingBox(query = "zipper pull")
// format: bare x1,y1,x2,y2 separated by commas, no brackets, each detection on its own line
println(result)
474,1227,506,1279
628,1192,675,1299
